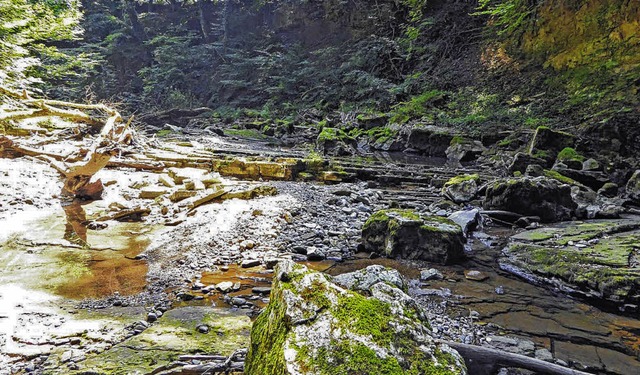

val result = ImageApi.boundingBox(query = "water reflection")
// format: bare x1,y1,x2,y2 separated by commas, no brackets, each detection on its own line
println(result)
62,200,89,247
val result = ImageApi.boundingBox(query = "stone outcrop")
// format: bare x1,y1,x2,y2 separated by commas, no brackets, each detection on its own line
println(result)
361,209,466,264
501,219,640,311
245,261,467,375
441,174,479,203
528,126,575,162
405,126,455,156
445,139,485,163
626,170,640,203
508,152,549,173
484,177,577,222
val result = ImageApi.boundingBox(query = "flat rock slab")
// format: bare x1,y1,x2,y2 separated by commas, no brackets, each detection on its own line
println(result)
501,217,640,310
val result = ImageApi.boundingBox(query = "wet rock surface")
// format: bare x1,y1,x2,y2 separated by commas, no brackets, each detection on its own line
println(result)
500,218,640,310
2,133,640,375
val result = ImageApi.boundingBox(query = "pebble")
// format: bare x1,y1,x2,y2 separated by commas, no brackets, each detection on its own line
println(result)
252,287,272,294
197,324,210,334
306,246,326,261
231,297,247,306
216,281,234,293
464,270,489,281
241,259,261,268
420,268,444,281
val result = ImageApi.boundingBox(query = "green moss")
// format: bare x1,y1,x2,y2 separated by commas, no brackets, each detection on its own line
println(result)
224,128,268,139
389,90,447,124
497,138,513,147
156,129,173,137
532,150,550,159
557,147,584,162
543,169,582,187
449,135,464,146
303,151,325,175
364,209,421,230
313,341,405,375
444,174,479,187
317,127,352,142
334,294,394,346
246,290,289,375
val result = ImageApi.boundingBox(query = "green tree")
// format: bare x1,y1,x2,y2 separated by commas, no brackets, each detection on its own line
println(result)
0,0,81,89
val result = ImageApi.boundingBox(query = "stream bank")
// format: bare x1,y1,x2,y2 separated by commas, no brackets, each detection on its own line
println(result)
1,134,639,374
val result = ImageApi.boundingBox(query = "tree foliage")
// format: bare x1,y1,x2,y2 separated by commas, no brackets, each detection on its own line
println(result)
0,0,81,89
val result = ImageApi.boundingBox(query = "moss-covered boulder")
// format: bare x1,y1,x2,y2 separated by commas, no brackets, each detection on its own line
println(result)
529,126,575,163
316,127,356,156
555,147,584,170
361,209,465,264
441,174,479,203
626,170,640,203
245,261,467,375
484,176,577,222
500,219,640,311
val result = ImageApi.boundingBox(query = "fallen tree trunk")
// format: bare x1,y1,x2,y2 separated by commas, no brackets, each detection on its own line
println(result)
1,86,135,198
441,340,593,375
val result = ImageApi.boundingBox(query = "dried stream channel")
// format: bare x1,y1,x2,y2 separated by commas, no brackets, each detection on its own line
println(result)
1,136,639,374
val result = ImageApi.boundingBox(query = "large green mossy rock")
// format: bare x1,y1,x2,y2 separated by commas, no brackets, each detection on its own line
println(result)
484,176,577,222
362,209,466,265
245,261,467,375
501,219,640,311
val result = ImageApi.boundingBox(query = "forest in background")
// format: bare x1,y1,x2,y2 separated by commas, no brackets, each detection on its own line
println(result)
1,0,639,137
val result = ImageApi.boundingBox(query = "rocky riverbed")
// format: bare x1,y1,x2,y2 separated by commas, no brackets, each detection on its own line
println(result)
1,132,639,374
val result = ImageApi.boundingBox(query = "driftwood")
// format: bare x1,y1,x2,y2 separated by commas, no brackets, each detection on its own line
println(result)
441,340,593,375
1,86,134,198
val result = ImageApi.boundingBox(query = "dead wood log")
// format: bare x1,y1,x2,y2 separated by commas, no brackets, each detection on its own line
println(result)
96,206,151,222
107,159,165,171
440,340,593,375
1,86,135,198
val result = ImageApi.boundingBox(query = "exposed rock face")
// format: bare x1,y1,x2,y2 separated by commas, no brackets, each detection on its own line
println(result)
361,209,466,264
245,261,467,375
483,177,577,222
441,174,479,203
626,170,640,203
406,126,455,156
445,139,485,163
529,126,575,161
501,219,640,310
551,167,609,190
508,152,548,173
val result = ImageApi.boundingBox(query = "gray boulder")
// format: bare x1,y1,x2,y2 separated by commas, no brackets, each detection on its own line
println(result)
445,139,485,163
362,209,466,264
441,174,479,203
626,170,640,203
448,209,481,235
484,177,577,222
